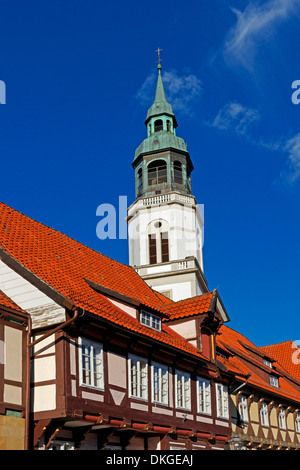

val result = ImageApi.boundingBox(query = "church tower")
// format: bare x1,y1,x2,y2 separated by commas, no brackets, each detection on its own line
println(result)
127,59,208,301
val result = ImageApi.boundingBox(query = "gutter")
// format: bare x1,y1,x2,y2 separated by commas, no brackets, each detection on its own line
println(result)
24,308,80,450
231,373,252,394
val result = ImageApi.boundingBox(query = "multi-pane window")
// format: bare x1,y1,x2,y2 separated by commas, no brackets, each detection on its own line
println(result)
129,354,148,400
152,362,168,405
295,413,300,433
79,338,104,389
161,232,169,262
270,375,279,388
238,395,249,423
263,358,272,368
216,384,229,419
175,370,191,410
140,311,161,331
260,402,269,427
197,377,211,415
149,234,157,264
279,407,286,430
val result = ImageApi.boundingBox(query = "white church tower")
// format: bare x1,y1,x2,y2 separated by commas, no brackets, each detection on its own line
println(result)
127,60,208,301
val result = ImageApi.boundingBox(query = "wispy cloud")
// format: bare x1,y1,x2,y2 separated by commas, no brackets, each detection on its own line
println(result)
208,101,260,135
224,0,298,68
281,133,300,184
136,69,202,115
207,101,300,185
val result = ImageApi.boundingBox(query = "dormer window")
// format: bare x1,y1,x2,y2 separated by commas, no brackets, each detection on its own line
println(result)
140,311,161,331
270,375,279,388
263,358,272,368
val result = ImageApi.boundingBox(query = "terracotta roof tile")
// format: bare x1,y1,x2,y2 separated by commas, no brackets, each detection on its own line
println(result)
0,289,25,313
160,292,214,320
260,341,300,382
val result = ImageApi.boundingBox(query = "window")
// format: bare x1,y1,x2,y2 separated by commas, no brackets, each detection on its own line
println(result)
295,413,300,433
137,168,143,195
148,160,167,186
260,402,269,427
263,358,272,368
79,338,104,389
216,384,229,419
270,375,279,388
149,234,157,264
279,407,286,430
140,311,161,331
161,232,169,262
129,354,148,400
175,370,191,410
197,377,211,415
152,362,168,405
154,119,163,132
238,395,249,423
174,161,183,185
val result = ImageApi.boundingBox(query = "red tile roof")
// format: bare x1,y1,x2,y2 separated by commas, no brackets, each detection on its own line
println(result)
260,341,300,382
0,201,209,359
160,292,214,320
0,289,25,313
217,325,300,402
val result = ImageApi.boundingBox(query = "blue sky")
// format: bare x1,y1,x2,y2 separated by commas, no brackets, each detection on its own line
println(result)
0,0,300,347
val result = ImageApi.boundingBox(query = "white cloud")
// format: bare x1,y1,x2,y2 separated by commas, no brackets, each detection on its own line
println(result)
136,69,202,115
207,101,260,135
281,133,300,184
208,100,300,185
224,0,298,67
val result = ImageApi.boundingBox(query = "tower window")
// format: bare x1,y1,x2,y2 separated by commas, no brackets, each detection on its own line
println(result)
166,120,171,132
137,168,143,195
149,234,157,264
148,160,167,186
161,232,169,262
174,161,183,185
154,119,163,132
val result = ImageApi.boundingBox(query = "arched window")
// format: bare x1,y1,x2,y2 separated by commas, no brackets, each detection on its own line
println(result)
147,220,169,265
137,168,143,195
166,120,171,133
148,160,167,186
154,119,163,132
174,161,183,185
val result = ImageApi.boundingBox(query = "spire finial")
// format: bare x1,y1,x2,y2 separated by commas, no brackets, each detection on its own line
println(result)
155,47,163,70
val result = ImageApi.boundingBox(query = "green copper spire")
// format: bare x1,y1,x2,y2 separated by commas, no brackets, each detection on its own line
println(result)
145,64,177,125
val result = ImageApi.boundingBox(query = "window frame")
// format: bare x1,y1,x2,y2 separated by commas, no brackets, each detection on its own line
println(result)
270,374,279,388
278,407,286,430
175,369,191,411
295,412,300,433
78,337,104,390
151,361,169,406
140,310,162,331
216,383,229,419
128,354,148,401
197,377,211,415
260,402,269,427
238,395,249,423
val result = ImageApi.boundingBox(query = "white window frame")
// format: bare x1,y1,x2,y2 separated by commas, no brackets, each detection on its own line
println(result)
78,337,104,390
216,383,229,419
270,375,279,388
128,354,148,400
175,370,191,410
295,413,300,433
140,311,162,331
260,402,269,427
278,407,286,430
238,395,249,423
197,377,211,415
263,358,272,368
151,362,168,405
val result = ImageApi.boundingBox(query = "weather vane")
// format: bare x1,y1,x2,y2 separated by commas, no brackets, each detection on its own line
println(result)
156,47,163,66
